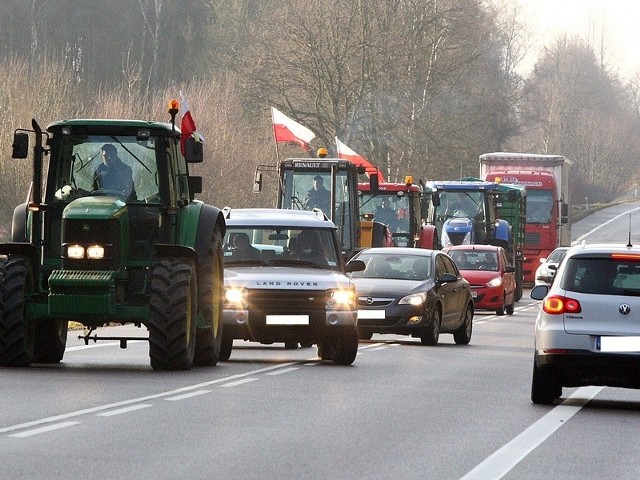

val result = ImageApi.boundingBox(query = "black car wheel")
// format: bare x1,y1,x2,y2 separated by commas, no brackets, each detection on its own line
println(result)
420,305,441,346
453,303,473,345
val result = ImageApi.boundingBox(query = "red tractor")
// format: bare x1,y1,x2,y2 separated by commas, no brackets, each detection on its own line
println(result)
358,176,438,250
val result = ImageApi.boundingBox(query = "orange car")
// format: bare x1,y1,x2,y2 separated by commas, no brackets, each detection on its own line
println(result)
444,245,516,315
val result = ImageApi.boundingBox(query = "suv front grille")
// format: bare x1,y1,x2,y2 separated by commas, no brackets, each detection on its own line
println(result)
248,289,327,313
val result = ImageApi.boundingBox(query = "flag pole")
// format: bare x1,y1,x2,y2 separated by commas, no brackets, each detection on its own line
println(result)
271,107,281,163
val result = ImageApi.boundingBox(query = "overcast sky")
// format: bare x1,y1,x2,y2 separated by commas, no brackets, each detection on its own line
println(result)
516,0,640,79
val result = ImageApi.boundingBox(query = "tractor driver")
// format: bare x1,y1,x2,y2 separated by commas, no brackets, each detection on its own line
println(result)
303,175,331,213
93,144,137,201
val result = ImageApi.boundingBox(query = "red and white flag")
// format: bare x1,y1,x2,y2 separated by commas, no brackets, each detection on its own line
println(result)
271,107,315,152
335,136,385,182
180,91,204,155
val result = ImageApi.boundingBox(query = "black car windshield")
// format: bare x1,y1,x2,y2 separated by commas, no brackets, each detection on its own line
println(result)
350,253,432,280
223,227,339,269
562,256,640,295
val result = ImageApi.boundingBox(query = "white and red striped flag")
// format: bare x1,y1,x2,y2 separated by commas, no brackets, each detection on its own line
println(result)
180,91,204,155
335,136,385,182
271,107,315,152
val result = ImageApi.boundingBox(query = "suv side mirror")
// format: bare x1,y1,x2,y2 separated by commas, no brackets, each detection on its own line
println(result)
345,260,366,273
530,285,549,300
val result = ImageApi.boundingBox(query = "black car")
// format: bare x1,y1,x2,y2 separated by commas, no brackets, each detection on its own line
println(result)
348,248,474,345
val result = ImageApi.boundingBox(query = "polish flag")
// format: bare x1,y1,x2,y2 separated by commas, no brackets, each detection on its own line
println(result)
180,91,204,155
335,136,385,182
271,107,315,152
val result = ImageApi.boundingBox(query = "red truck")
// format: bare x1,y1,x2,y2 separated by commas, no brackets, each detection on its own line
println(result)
479,152,571,284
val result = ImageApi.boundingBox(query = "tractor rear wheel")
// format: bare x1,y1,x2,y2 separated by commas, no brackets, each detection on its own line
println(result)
194,230,224,366
148,258,197,370
0,257,36,367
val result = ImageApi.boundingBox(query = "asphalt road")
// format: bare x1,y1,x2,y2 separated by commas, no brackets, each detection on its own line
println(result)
1,203,639,479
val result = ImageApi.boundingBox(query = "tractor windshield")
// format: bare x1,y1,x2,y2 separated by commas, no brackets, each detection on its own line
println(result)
47,135,160,204
359,192,410,234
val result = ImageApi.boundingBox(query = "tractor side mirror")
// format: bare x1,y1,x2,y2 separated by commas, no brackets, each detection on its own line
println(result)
253,170,263,193
12,132,29,159
370,173,379,193
184,137,203,163
188,176,202,194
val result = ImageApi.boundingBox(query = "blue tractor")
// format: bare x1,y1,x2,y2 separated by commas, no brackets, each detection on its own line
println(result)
424,180,511,250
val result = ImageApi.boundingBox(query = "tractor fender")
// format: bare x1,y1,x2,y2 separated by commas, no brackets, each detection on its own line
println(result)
418,224,438,249
193,204,226,264
11,202,28,242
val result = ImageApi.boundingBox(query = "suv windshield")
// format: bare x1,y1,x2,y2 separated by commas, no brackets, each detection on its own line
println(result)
223,227,339,269
561,256,640,295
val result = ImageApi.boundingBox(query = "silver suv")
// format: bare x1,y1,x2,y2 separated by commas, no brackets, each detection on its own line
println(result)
220,208,364,365
530,243,640,404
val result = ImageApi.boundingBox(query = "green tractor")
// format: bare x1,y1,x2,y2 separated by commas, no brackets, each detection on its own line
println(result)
0,101,226,370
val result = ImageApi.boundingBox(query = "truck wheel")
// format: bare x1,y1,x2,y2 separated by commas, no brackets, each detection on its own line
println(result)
33,319,68,364
0,257,36,367
194,231,224,366
149,258,197,370
219,334,233,361
331,330,359,365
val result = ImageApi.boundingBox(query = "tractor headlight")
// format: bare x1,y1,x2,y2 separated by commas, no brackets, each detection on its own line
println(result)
224,287,248,308
398,292,427,306
67,244,85,259
86,245,105,260
326,288,356,310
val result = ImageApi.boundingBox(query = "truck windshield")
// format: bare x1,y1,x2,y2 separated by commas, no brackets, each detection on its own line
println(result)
223,227,340,269
526,190,554,224
48,135,160,204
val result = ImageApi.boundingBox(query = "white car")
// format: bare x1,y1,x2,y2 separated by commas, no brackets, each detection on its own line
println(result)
534,246,570,286
220,208,364,365
530,243,640,404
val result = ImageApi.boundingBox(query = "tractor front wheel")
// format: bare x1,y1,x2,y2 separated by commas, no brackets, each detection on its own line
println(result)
148,258,197,370
0,257,36,367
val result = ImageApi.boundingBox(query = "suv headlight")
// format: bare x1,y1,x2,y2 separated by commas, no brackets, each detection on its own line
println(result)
224,287,248,309
326,288,356,310
398,292,427,306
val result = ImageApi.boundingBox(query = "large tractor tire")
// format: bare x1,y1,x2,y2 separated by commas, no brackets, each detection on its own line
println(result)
148,258,197,370
0,257,36,367
193,230,224,366
33,319,68,364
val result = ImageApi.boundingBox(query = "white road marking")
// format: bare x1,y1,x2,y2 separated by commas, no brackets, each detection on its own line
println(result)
165,390,212,401
65,340,146,352
220,378,259,388
266,367,299,375
96,404,153,417
0,362,297,436
460,386,603,480
573,205,640,244
10,421,80,438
